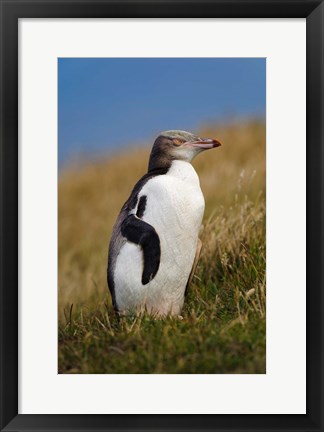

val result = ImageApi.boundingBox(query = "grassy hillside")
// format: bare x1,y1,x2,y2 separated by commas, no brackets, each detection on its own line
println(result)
58,120,266,374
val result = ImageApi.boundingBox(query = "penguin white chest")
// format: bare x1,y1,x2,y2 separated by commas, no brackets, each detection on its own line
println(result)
140,160,205,239
114,161,205,315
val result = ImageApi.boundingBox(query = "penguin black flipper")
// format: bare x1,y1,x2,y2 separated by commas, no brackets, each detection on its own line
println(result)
121,214,161,285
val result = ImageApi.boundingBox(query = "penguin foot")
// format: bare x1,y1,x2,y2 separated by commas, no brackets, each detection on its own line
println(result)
186,238,203,291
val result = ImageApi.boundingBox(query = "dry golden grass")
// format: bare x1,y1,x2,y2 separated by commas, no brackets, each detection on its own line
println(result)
59,120,265,316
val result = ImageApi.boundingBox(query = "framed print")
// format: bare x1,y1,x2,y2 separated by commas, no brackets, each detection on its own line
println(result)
0,1,323,431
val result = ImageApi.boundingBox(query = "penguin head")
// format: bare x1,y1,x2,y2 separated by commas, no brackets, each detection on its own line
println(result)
148,130,221,171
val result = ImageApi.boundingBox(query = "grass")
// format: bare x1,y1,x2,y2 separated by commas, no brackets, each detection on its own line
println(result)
58,119,266,374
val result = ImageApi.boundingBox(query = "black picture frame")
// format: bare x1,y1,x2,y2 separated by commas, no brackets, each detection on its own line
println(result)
1,1,323,431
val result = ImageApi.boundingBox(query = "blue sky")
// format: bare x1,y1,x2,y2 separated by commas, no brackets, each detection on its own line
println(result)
58,58,265,165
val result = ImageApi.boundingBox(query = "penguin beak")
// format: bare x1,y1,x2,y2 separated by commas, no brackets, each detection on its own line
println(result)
189,138,222,150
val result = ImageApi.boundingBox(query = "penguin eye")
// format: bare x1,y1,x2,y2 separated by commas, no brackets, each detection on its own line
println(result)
172,138,184,146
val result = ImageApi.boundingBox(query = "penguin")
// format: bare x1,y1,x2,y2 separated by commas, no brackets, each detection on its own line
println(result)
107,130,221,316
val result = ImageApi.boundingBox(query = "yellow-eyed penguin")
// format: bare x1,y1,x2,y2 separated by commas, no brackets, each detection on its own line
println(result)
107,130,221,316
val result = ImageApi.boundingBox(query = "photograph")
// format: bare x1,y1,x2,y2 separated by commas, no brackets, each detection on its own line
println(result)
2,1,323,429
58,57,266,374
